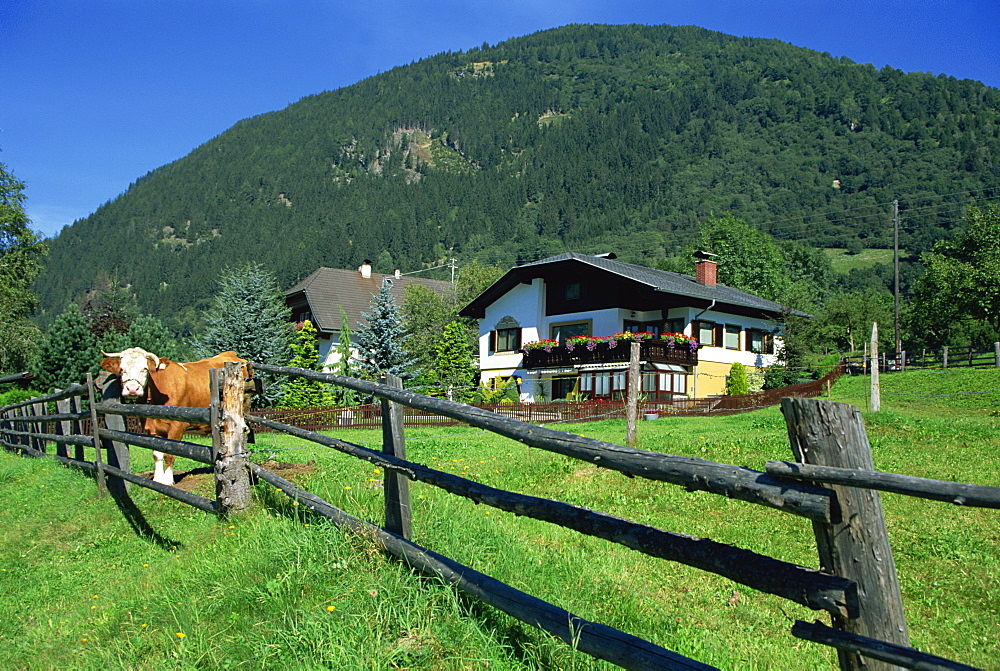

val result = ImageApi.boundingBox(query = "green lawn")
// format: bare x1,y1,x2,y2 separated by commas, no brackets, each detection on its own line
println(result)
824,247,904,274
1,368,997,669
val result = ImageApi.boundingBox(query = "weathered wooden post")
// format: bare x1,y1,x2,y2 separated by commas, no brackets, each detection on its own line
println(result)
72,395,85,461
942,346,949,369
214,361,253,516
380,374,412,539
56,396,71,459
625,341,641,448
870,323,880,412
86,373,108,496
100,376,130,495
781,398,909,671
995,342,1000,368
31,401,46,454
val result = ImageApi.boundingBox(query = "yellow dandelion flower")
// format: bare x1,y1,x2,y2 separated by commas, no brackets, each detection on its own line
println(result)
81,638,87,643
90,605,96,610
141,624,147,628
175,632,186,639
326,605,336,612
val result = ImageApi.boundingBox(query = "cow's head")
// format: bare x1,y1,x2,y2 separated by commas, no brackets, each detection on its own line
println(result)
99,347,161,399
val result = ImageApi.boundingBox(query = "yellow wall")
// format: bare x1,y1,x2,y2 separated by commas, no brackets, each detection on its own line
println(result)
694,360,731,397
694,361,763,397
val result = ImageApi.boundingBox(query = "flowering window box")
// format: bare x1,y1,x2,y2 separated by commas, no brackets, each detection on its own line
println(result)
521,335,698,369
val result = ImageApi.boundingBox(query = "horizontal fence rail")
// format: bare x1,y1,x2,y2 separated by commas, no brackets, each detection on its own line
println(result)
252,363,836,523
248,413,855,616
842,343,1000,373
766,461,1000,508
2,361,991,671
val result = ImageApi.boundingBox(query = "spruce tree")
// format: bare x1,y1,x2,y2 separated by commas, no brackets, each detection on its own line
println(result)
0,162,47,374
355,279,415,381
432,320,476,402
331,308,358,406
279,320,336,408
30,304,99,391
195,262,294,406
102,314,181,360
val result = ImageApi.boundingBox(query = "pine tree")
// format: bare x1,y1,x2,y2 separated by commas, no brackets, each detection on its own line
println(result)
0,162,47,374
331,308,358,407
279,320,336,408
432,320,476,402
195,262,294,406
355,279,415,381
30,304,99,391
101,314,180,360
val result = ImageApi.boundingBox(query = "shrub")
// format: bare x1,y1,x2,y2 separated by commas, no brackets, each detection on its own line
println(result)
726,362,749,395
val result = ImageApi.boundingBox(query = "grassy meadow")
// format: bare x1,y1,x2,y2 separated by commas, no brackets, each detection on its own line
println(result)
1,368,998,669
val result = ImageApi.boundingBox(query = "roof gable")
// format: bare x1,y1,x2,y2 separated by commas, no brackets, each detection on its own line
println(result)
286,267,454,333
459,252,804,319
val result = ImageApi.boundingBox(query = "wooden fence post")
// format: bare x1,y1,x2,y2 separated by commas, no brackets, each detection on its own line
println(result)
56,396,71,459
72,395,85,461
870,323,880,412
625,341,641,448
32,401,45,454
381,374,412,539
100,377,130,495
215,361,252,516
86,373,108,496
942,346,949,369
995,342,1000,368
781,398,909,671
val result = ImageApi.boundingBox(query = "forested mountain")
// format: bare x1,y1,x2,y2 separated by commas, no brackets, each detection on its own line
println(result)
35,24,1000,336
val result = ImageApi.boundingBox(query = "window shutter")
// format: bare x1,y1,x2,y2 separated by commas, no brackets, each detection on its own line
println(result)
489,330,498,352
714,323,723,347
514,328,522,351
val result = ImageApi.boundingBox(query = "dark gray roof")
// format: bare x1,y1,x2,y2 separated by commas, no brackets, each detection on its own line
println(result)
286,267,453,333
461,252,807,318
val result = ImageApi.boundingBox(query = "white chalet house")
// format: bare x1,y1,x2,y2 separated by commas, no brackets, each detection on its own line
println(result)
459,252,798,402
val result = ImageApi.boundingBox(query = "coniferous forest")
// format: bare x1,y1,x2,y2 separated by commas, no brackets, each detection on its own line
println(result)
34,24,1000,340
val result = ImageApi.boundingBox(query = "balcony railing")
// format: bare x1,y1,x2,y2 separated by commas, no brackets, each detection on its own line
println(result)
521,340,698,370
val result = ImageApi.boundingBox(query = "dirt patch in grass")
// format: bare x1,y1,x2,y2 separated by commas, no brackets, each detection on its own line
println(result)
138,460,318,494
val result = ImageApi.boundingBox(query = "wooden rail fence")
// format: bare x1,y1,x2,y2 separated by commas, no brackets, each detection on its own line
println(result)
1,363,992,671
842,343,1000,374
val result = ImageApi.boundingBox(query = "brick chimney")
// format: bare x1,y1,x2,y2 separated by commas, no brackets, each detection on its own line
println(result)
693,251,719,286
359,259,372,278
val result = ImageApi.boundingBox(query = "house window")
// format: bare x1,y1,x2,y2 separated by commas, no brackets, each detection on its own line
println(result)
749,329,773,355
697,321,718,347
725,324,741,350
491,316,521,353
623,320,661,336
550,321,591,342
552,377,577,400
492,328,521,352
564,282,581,300
640,371,689,399
664,318,686,335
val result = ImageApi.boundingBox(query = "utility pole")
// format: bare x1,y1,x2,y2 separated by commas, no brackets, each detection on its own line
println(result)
893,199,901,355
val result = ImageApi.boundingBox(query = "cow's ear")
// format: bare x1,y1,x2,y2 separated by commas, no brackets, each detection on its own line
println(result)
99,358,121,376
156,358,172,371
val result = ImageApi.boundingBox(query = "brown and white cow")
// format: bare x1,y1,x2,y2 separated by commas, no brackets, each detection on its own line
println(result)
99,347,246,486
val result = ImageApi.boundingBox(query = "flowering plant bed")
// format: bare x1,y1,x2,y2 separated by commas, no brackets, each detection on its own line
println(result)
521,335,699,368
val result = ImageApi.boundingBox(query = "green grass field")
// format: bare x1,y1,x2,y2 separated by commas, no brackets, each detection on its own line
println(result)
1,368,998,669
823,247,905,274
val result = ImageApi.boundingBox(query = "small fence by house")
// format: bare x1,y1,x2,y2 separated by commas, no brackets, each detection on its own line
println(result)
1,363,994,671
253,366,845,432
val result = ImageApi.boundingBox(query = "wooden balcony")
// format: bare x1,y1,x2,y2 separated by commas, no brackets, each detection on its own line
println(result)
521,340,698,370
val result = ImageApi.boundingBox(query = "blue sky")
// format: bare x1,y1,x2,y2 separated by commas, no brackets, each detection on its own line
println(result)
3,0,998,239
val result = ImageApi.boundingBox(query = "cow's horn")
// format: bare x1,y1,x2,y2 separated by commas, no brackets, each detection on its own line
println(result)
101,350,125,358
144,352,161,368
